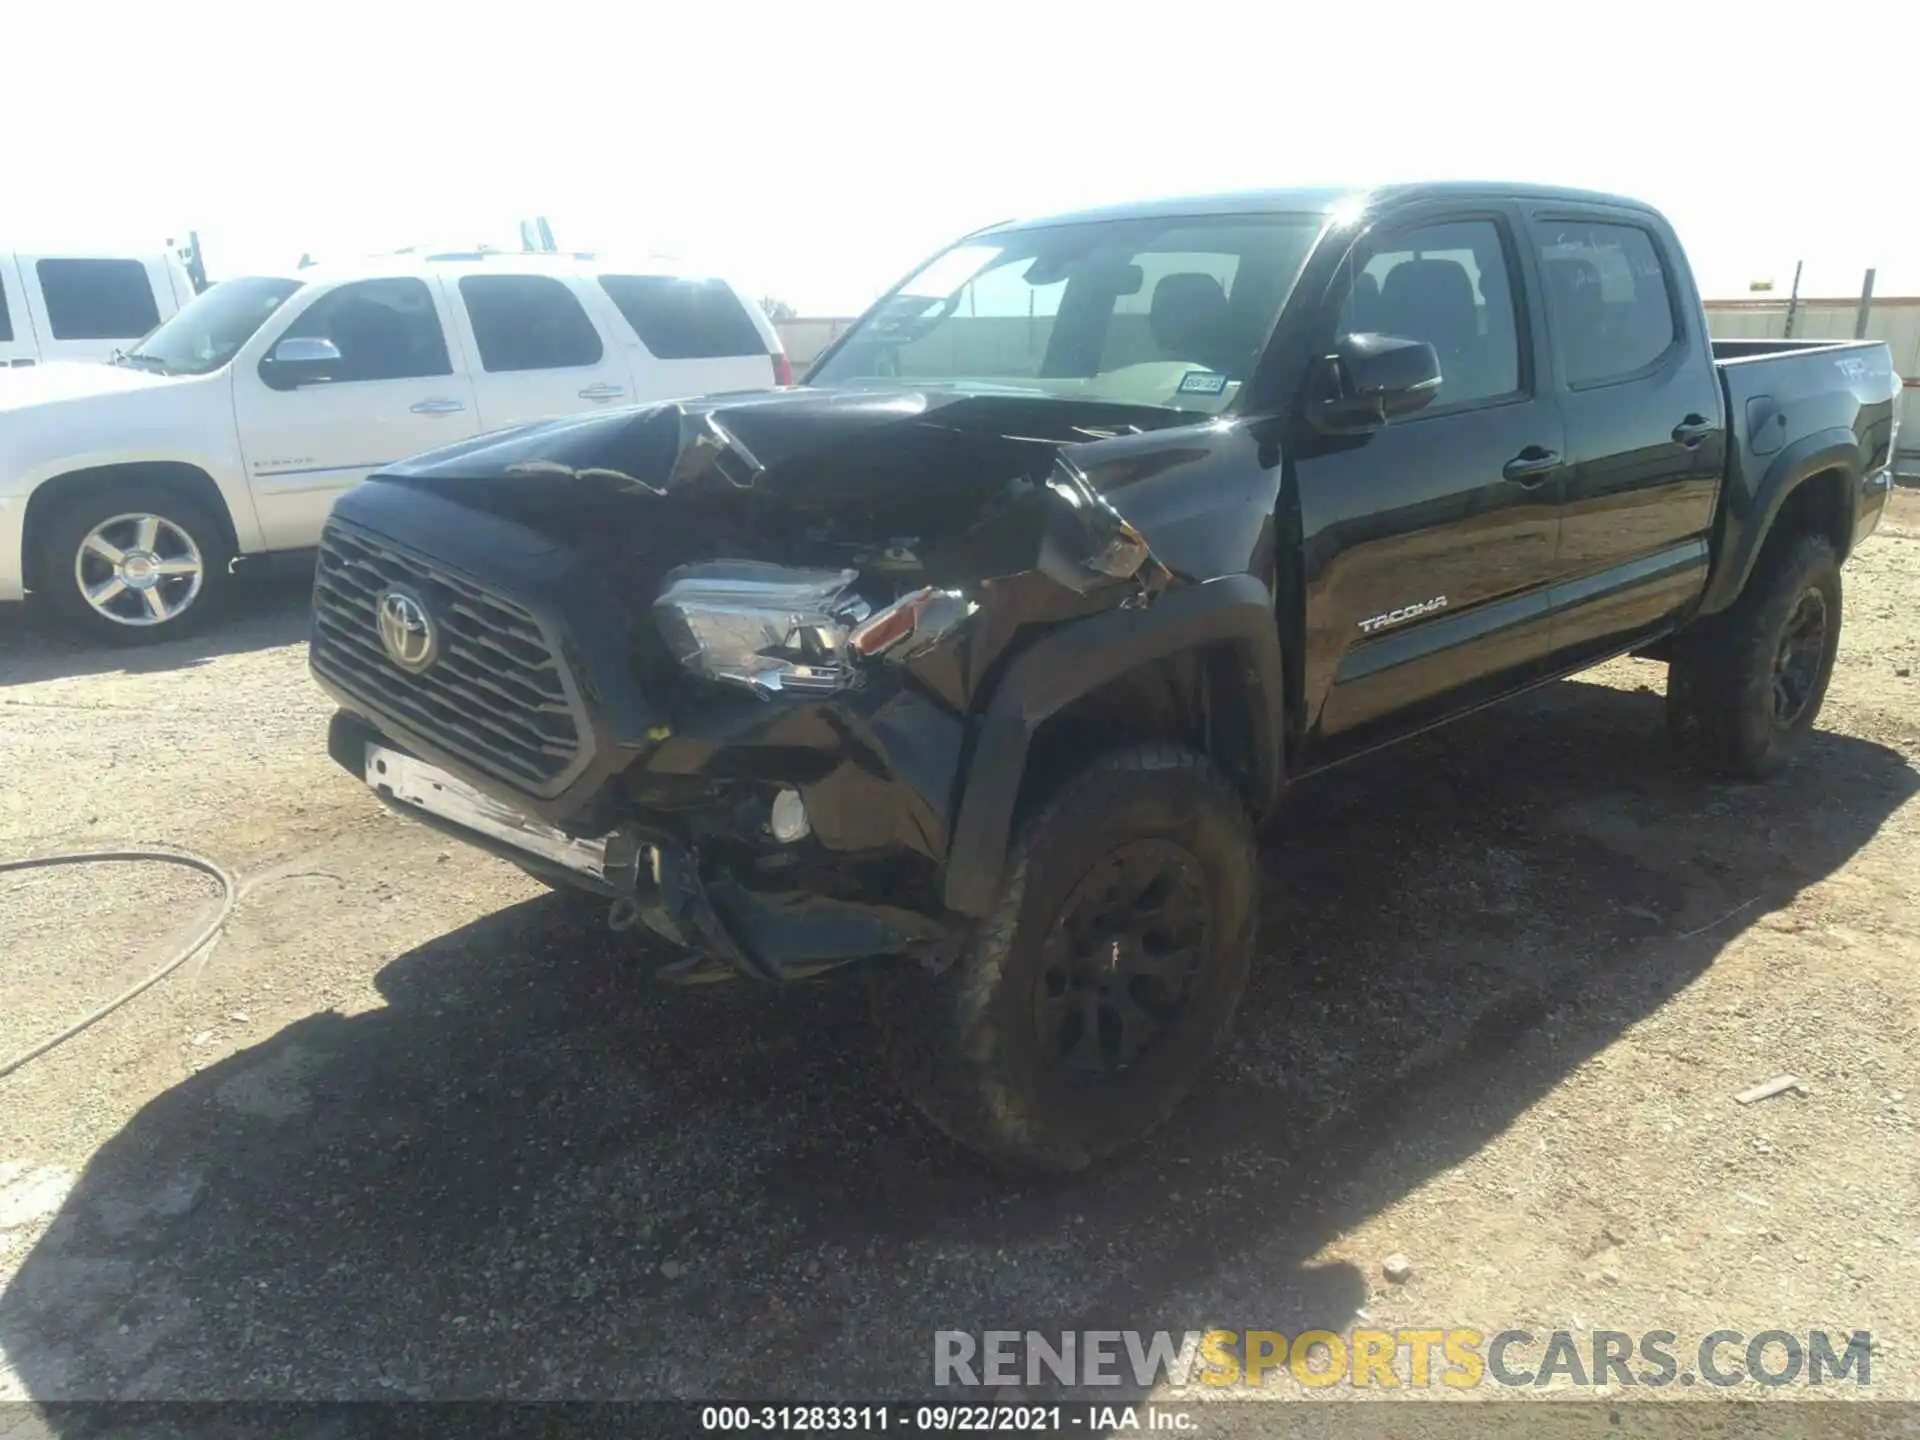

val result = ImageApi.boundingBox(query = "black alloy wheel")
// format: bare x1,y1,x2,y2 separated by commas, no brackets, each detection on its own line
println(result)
1032,839,1212,1077
1771,586,1829,728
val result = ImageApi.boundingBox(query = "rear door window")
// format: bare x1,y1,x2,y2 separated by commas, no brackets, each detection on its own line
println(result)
35,258,161,340
459,274,605,372
598,275,766,358
1534,222,1678,386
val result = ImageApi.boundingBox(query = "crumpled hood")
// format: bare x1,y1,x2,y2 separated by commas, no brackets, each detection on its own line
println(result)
0,360,189,413
381,384,1192,505
375,383,1212,569
349,382,1271,603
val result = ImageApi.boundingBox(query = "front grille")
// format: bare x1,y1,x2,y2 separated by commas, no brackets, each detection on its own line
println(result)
312,520,587,794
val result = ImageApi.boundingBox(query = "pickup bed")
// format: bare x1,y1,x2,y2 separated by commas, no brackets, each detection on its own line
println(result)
310,183,1900,1171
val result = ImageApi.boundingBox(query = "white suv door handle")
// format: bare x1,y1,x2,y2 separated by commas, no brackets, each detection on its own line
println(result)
410,398,466,415
578,383,626,402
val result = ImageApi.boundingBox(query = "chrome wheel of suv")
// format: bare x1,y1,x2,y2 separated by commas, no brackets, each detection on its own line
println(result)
37,482,234,645
74,512,206,627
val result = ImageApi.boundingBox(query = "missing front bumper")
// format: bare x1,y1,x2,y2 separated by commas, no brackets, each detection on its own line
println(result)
335,712,954,984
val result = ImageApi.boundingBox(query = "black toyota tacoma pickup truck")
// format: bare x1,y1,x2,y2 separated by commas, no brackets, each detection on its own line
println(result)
310,184,1900,1171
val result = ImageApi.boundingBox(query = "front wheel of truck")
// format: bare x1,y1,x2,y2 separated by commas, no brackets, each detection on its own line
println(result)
1667,530,1842,779
872,743,1258,1173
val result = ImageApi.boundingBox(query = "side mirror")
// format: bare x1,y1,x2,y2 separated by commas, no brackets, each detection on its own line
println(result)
1317,332,1442,429
260,335,343,389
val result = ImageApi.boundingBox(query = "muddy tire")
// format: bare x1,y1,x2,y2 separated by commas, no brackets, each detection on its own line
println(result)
1667,531,1841,779
35,484,234,645
872,743,1257,1173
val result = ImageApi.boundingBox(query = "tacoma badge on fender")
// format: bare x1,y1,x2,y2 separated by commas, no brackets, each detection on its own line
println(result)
1357,595,1448,633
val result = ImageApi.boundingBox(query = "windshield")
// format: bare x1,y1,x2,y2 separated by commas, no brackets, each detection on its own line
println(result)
124,276,305,376
812,212,1325,414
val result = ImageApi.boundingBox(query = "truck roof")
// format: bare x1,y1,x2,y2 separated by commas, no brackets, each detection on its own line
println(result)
982,181,1662,234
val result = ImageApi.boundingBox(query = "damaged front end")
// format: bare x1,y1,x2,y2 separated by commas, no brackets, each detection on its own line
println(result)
311,387,1196,984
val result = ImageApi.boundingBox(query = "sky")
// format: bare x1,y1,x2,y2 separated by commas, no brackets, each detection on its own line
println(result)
14,0,1919,313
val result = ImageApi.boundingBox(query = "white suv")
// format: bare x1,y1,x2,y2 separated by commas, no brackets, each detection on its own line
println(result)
1,248,198,368
0,252,788,642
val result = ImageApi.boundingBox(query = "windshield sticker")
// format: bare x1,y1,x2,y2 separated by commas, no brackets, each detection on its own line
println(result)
1178,371,1229,396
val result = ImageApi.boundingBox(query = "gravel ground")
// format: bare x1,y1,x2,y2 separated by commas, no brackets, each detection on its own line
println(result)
1,504,1917,1424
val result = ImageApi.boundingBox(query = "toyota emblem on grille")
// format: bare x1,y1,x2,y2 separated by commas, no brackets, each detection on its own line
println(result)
375,585,439,672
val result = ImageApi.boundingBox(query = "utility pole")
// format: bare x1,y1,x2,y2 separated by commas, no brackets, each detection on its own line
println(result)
1783,260,1803,338
1855,268,1877,339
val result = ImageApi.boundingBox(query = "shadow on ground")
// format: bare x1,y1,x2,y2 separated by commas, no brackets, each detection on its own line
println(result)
0,563,314,688
2,678,1913,1403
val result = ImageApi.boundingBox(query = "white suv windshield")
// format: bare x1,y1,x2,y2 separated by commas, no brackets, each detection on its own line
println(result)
122,276,304,376
812,213,1325,413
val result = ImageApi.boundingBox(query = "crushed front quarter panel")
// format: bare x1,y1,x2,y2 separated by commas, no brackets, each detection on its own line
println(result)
318,383,1287,979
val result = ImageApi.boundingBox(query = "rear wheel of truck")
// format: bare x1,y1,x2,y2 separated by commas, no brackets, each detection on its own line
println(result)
1667,530,1841,779
34,484,234,645
872,743,1257,1173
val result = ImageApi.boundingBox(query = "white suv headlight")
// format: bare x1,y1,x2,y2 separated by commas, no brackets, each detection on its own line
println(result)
654,561,868,697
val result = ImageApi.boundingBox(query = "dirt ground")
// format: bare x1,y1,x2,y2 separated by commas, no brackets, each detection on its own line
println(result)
1,501,1917,1425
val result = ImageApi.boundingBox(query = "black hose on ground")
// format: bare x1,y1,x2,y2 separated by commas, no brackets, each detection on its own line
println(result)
0,849,237,1079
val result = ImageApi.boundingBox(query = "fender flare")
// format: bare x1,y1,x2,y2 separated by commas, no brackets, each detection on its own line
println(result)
21,453,263,556
942,573,1284,917
1699,428,1861,615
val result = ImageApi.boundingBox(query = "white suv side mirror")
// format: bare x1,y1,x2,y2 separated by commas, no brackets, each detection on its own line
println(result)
269,336,342,365
260,336,343,390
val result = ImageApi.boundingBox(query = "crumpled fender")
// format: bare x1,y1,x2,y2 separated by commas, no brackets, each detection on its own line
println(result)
941,573,1284,916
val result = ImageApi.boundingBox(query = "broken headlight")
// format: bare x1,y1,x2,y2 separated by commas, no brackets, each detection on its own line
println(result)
654,562,869,697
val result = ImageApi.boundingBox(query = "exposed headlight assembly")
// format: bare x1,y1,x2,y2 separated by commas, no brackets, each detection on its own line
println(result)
654,561,868,697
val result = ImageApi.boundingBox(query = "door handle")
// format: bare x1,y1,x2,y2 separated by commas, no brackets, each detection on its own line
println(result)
1671,414,1715,447
577,383,626,402
410,398,466,415
1502,446,1561,486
